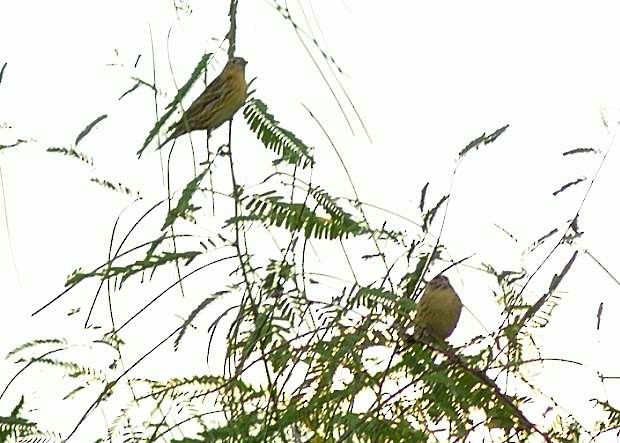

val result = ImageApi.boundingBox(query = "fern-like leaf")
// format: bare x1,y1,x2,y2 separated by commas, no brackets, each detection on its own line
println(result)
243,97,314,168
234,193,366,239
46,146,93,165
66,250,202,288
90,177,137,196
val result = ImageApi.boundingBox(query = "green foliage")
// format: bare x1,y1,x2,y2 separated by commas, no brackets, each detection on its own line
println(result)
400,251,439,299
174,293,219,350
66,249,202,288
162,168,208,229
243,98,314,168
458,124,509,157
89,177,136,195
5,5,615,443
422,195,448,233
0,139,28,152
233,191,367,240
562,147,598,156
593,400,620,438
139,53,212,157
46,146,93,165
552,177,586,196
75,114,108,146
6,339,67,359
0,397,59,443
18,357,104,380
119,77,157,100
0,397,32,443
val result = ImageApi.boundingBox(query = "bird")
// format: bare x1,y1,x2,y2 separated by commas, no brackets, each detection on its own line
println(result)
412,274,462,342
161,56,248,147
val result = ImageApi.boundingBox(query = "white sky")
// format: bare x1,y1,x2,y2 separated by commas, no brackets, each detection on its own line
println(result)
1,0,620,441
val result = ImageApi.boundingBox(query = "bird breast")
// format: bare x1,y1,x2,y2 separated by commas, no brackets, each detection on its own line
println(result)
414,286,463,340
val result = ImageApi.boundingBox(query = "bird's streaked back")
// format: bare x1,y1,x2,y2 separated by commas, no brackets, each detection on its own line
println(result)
162,56,248,146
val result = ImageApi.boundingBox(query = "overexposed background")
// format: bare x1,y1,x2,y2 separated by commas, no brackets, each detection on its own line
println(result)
1,0,620,440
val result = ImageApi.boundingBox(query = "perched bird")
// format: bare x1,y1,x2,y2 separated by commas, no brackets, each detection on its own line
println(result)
412,275,462,341
161,56,248,147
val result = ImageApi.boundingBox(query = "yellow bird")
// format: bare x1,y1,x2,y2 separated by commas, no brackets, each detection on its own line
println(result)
413,275,462,341
161,56,248,147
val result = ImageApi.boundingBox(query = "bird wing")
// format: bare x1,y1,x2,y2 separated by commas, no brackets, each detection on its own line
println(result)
169,68,231,136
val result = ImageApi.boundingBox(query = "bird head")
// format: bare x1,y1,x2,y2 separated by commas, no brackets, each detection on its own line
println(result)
427,275,451,291
229,57,248,70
